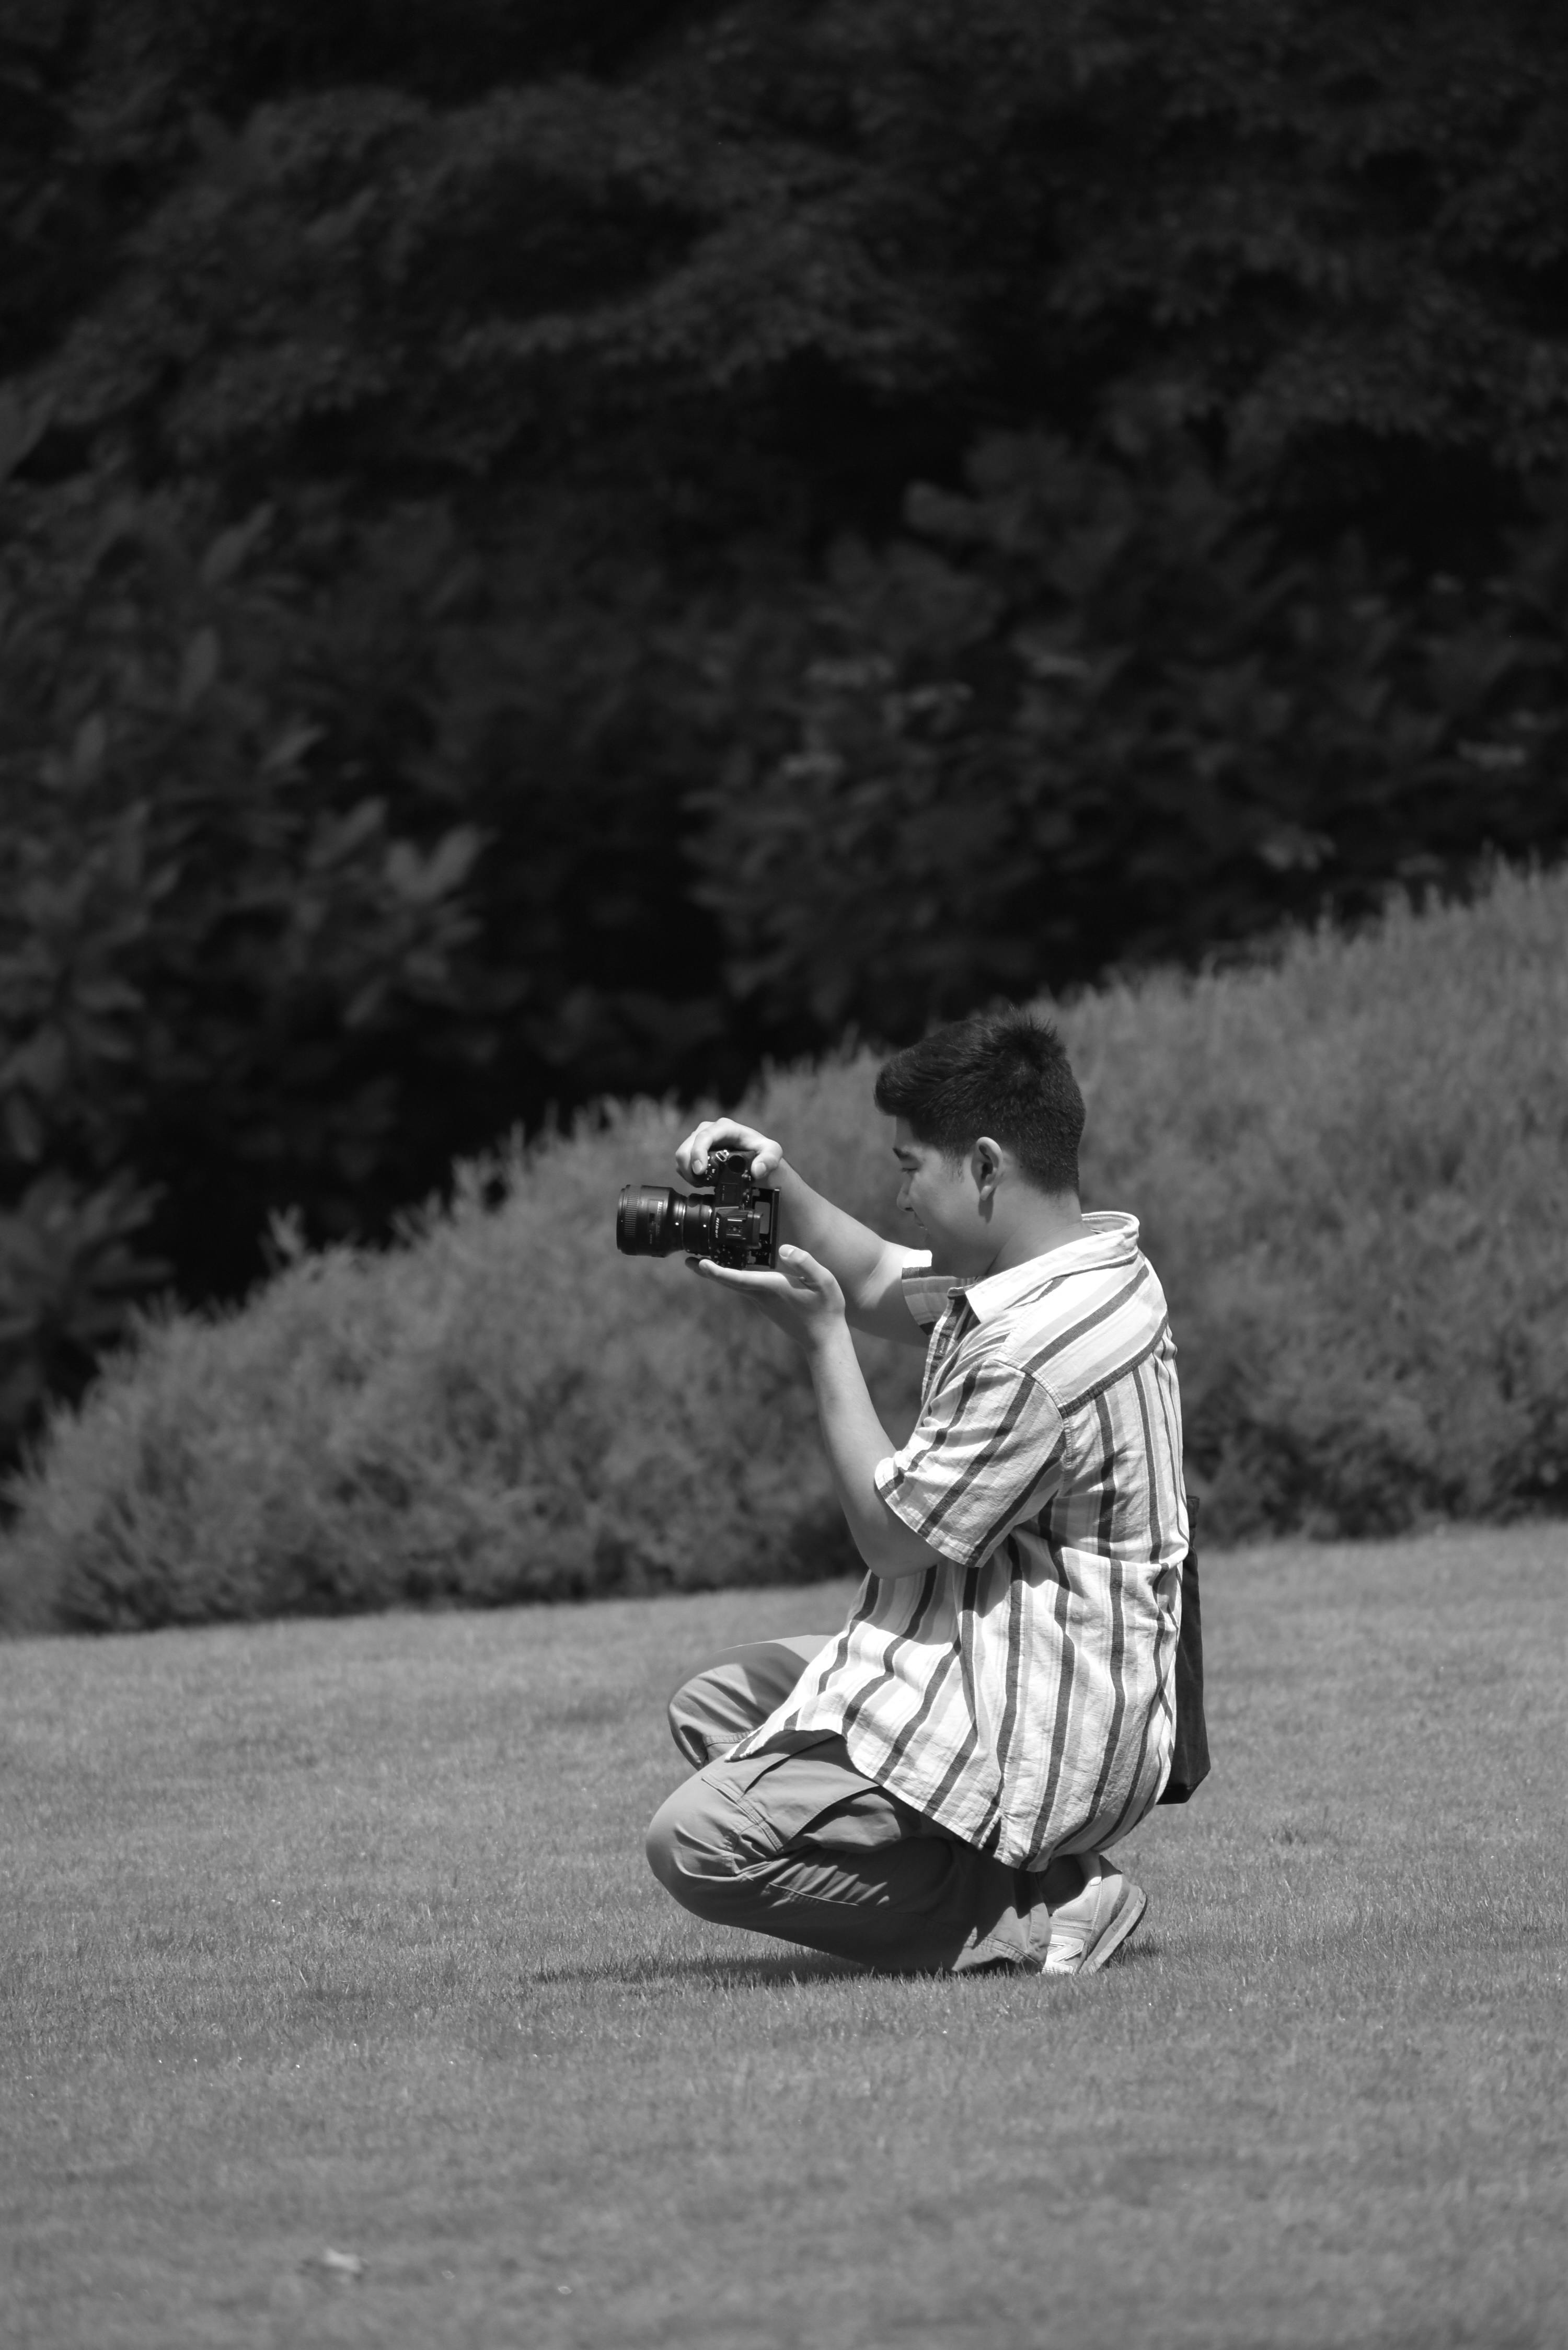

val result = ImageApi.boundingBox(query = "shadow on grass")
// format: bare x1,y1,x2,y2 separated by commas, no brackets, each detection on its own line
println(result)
533,1936,1161,1990
532,1950,863,1989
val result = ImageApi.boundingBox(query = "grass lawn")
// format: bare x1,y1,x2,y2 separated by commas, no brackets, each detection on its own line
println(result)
3,1526,1565,2350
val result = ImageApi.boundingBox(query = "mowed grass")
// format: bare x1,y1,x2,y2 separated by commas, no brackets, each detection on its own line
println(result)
3,1530,1565,2350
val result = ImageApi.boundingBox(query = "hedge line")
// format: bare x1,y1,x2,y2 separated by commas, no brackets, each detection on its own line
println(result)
3,866,1564,1630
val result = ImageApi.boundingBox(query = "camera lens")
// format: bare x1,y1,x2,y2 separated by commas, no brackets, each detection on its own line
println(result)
617,1184,674,1254
616,1184,714,1257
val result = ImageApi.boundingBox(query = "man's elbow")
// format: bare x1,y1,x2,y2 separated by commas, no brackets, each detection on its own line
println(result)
844,1244,915,1334
858,1509,943,1580
843,1263,896,1329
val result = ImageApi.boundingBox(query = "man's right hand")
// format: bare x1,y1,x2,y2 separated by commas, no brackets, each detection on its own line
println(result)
675,1119,783,1185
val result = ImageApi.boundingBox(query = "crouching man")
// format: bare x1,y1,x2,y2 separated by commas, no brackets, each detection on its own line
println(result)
645,1007,1192,1976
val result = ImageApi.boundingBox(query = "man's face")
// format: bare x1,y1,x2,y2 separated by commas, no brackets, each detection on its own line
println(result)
890,1119,988,1269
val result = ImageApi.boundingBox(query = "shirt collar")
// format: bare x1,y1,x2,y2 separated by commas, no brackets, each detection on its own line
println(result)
948,1211,1142,1324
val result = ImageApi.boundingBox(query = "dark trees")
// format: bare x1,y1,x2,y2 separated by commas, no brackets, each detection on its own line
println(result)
4,0,1568,1448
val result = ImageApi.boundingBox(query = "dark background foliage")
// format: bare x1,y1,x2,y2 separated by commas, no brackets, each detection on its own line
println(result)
3,0,1567,1456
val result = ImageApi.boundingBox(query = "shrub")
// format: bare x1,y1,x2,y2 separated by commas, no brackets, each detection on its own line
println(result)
1071,866,1568,1538
2,865,1565,1631
0,1068,927,1632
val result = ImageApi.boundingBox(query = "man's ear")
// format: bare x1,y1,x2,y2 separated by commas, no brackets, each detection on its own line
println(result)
973,1136,1005,1197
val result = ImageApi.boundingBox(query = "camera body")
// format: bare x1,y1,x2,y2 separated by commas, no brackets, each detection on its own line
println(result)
616,1147,782,1269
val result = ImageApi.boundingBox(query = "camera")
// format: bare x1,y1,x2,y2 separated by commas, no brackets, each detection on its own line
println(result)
616,1146,782,1269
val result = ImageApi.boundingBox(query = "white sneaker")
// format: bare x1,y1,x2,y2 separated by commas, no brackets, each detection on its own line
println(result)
1040,1853,1147,1975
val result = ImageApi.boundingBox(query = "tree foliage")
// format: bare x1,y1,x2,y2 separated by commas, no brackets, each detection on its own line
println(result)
4,0,1568,1456
693,425,1568,1033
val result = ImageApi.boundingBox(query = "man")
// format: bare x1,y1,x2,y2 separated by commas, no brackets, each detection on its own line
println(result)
644,1006,1190,1976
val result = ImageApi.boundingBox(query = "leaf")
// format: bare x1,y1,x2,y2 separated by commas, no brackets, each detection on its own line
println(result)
3,1092,47,1162
201,505,274,587
423,824,483,896
260,721,325,777
383,826,481,906
312,799,387,869
71,713,108,784
7,1026,71,1099
71,978,144,1016
0,390,51,487
343,978,389,1029
178,628,222,711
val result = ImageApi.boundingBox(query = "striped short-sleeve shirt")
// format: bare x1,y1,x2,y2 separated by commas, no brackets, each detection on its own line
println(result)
733,1212,1187,1870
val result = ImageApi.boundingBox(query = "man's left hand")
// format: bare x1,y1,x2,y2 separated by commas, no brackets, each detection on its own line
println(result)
686,1244,846,1347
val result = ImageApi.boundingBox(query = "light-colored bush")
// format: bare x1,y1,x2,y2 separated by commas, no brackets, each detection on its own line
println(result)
1071,865,1568,1536
4,866,1565,1630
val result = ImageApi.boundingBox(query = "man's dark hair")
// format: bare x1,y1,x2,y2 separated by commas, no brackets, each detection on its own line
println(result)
873,1006,1085,1195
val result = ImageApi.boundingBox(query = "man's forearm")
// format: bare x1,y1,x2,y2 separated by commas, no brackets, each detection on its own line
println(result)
776,1164,901,1317
804,1322,944,1580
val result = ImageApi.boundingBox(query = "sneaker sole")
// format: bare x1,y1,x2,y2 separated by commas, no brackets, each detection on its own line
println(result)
1076,1881,1147,1975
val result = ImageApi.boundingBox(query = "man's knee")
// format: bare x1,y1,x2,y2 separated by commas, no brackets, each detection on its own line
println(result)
665,1682,717,1770
644,1781,697,1894
665,1634,835,1768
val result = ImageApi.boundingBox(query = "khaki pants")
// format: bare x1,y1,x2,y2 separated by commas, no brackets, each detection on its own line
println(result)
645,1635,1077,1974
